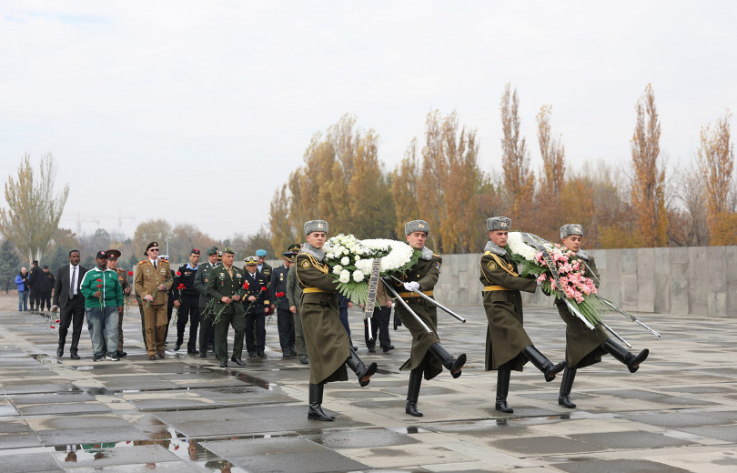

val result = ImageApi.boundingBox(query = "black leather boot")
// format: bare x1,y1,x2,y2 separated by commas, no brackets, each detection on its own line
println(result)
558,367,577,408
428,343,466,379
307,383,334,421
523,345,566,382
405,368,423,417
345,348,377,387
604,339,649,373
495,369,513,413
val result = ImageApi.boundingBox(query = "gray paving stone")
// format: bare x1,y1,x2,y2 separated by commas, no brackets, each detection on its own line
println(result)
16,402,112,416
305,427,420,448
570,431,694,449
38,426,150,445
555,459,691,473
491,435,601,455
51,444,179,468
0,432,42,449
678,425,737,442
0,452,61,472
229,450,368,473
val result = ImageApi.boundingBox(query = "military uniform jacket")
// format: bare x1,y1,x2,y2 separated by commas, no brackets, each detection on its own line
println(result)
554,252,608,368
391,248,443,379
194,261,220,308
286,264,302,312
270,265,290,310
207,265,246,317
295,251,349,385
259,262,273,284
134,259,173,306
480,245,537,371
243,270,269,315
115,268,130,294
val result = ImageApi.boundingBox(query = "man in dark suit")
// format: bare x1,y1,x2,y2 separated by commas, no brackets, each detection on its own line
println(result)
52,250,88,359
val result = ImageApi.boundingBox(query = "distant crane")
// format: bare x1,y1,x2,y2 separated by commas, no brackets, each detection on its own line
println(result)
118,211,135,235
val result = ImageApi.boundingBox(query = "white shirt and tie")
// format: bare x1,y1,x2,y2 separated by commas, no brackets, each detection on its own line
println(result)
69,263,79,299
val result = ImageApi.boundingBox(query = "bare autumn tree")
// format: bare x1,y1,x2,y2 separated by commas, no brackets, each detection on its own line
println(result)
535,104,567,239
630,84,668,247
697,111,737,245
132,219,173,256
500,84,535,226
0,154,69,263
674,169,710,246
391,139,421,238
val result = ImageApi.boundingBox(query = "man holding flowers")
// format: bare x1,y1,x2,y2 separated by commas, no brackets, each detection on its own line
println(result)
79,251,124,361
134,242,173,360
555,224,649,409
243,255,269,358
481,216,566,414
207,247,247,368
391,219,467,418
296,219,377,421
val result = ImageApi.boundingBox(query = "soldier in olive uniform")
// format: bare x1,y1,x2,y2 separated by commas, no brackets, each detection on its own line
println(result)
481,217,566,413
296,220,377,421
286,243,308,364
390,220,466,418
270,251,297,357
207,247,247,368
194,246,220,358
106,249,130,358
134,242,173,360
556,224,649,409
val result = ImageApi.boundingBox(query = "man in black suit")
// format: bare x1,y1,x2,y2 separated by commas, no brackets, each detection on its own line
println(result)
52,250,87,359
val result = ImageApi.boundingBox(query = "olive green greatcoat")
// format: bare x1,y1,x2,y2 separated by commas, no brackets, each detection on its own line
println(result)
480,250,537,371
555,255,608,368
391,254,443,380
295,253,350,384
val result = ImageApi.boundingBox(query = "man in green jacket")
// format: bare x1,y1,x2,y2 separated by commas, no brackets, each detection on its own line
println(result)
207,247,246,368
194,246,220,358
80,251,124,361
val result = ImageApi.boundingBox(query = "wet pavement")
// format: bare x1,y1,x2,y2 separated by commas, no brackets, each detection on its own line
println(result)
1,305,736,472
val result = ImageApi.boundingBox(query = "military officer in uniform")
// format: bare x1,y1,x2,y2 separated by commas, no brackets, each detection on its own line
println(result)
296,220,377,421
174,249,201,354
481,216,566,413
270,251,297,357
286,243,308,364
134,242,173,360
390,219,466,417
556,224,649,409
243,255,269,358
106,249,130,358
194,246,220,358
255,249,272,283
207,247,247,368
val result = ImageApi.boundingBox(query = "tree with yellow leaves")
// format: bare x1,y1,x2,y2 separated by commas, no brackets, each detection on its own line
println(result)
630,84,668,247
500,84,535,227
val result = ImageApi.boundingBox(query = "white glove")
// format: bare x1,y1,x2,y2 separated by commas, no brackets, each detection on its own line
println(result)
404,281,421,292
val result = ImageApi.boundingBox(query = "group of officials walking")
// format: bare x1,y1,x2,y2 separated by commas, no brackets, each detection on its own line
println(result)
44,214,649,420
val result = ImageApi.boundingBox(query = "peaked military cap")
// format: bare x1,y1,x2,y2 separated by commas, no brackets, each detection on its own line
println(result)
206,246,219,256
222,247,235,255
106,249,122,259
282,251,296,263
486,216,511,231
304,220,328,235
405,219,430,236
560,223,584,240
287,243,301,253
244,255,258,265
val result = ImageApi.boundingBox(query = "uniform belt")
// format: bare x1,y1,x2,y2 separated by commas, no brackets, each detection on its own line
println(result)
396,290,434,298
303,287,336,294
484,285,511,291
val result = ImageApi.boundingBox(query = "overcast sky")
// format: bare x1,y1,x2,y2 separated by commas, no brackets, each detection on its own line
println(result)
2,1,735,240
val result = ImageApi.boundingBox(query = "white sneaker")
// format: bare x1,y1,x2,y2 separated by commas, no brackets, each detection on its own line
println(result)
106,354,119,361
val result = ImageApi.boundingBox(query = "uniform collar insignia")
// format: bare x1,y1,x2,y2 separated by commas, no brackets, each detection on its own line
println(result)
577,249,590,261
301,243,325,262
484,241,507,256
420,246,434,261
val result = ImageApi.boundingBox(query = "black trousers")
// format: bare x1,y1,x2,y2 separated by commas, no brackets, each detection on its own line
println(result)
40,291,53,311
245,312,265,354
58,295,85,352
199,304,216,354
30,289,42,310
276,307,295,353
365,305,392,349
176,294,200,350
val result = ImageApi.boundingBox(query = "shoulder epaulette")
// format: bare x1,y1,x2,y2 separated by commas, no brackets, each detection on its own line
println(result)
484,251,492,256
138,260,146,265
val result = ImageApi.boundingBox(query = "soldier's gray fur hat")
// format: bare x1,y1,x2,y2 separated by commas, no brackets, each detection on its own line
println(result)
486,216,511,231
304,220,329,235
560,223,584,240
405,219,430,236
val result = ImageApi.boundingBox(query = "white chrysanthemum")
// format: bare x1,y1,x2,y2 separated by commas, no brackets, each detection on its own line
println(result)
333,265,343,274
352,270,365,282
341,256,350,265
339,270,350,283
355,259,372,274
507,232,538,260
